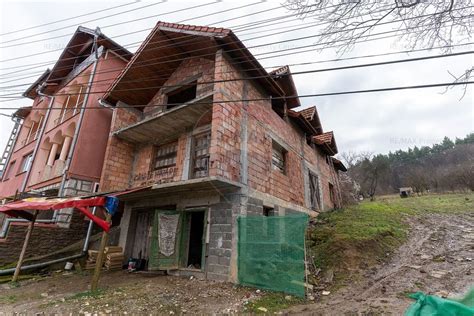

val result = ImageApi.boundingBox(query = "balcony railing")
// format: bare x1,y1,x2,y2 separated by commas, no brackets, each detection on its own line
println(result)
54,107,79,127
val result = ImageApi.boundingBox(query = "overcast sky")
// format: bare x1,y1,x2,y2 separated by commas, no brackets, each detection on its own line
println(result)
0,0,472,157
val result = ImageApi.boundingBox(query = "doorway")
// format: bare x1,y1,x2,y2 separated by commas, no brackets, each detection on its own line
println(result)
187,211,205,268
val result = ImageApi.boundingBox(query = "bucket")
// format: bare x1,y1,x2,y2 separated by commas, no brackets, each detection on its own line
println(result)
64,262,74,270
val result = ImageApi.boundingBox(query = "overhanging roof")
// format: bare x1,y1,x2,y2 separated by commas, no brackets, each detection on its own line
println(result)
269,66,300,109
313,131,338,155
23,69,50,100
103,21,284,107
44,26,132,95
13,106,32,119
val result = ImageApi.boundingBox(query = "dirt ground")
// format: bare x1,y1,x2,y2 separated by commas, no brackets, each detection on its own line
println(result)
287,212,474,315
0,271,260,314
1,212,473,315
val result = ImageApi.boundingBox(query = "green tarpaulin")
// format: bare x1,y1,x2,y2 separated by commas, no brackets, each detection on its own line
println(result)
405,288,474,316
238,214,308,297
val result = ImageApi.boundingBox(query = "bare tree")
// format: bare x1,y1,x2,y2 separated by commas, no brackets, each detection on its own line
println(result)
284,1,473,85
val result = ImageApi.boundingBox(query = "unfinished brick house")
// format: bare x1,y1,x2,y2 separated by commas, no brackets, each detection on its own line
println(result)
98,22,346,282
0,27,131,265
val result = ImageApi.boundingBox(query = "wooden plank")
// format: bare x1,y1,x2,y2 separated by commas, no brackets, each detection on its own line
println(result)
12,210,38,282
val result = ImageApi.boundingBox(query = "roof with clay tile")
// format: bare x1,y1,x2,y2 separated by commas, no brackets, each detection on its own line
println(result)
313,131,334,144
156,22,230,36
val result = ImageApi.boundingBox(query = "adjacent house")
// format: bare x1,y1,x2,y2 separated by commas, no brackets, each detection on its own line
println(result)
0,27,131,265
97,22,346,282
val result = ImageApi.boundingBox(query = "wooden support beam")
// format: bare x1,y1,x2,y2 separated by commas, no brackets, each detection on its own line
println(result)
12,210,38,283
90,212,112,291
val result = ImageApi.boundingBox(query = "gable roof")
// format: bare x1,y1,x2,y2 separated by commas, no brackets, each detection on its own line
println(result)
23,69,51,100
331,157,347,172
297,106,323,134
269,66,300,109
103,21,285,107
43,26,132,94
313,131,338,155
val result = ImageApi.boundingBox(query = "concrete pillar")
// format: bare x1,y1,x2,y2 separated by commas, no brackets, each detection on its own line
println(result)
59,136,72,161
47,143,59,166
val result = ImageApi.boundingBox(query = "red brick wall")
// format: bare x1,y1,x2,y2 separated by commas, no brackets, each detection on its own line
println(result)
145,57,215,115
99,107,141,192
209,51,243,182
210,51,339,209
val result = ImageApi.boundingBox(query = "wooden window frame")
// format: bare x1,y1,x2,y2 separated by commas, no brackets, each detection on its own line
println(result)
309,171,321,211
153,141,178,170
271,140,287,174
191,130,211,179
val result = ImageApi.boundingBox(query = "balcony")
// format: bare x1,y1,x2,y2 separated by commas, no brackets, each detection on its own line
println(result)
38,159,65,182
114,93,213,144
53,107,79,127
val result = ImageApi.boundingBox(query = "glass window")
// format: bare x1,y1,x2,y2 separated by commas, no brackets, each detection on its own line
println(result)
153,142,178,170
20,153,33,173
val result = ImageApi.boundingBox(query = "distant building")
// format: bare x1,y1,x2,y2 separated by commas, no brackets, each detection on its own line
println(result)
399,187,413,198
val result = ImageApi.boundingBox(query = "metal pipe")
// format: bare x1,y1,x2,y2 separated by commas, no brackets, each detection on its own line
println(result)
58,30,102,199
20,87,54,193
0,253,84,276
82,206,97,253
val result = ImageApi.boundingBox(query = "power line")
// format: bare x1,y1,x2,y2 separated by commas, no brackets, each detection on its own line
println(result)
0,81,472,110
0,1,398,67
0,1,168,46
0,50,472,100
2,41,472,94
0,1,139,36
0,1,270,61
0,3,369,79
0,18,327,82
0,16,470,92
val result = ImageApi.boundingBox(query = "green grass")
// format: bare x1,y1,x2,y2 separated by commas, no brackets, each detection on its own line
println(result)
68,289,105,300
307,193,473,287
0,294,17,304
245,292,305,314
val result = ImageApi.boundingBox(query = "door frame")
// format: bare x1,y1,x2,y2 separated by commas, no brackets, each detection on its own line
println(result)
179,207,208,271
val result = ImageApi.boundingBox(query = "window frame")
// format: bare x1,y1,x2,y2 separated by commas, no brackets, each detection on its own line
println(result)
19,152,34,174
152,141,179,170
165,80,198,110
4,160,17,180
191,130,211,179
271,140,287,174
308,171,321,211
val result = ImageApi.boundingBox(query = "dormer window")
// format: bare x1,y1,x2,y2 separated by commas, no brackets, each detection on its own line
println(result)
166,81,197,110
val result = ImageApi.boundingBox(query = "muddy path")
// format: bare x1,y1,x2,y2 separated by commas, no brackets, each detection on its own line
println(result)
287,213,474,315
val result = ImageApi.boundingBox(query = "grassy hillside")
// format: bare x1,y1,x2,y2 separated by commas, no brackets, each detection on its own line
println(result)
306,193,473,286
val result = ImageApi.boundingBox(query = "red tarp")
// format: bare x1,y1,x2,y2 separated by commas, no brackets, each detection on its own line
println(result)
0,196,111,232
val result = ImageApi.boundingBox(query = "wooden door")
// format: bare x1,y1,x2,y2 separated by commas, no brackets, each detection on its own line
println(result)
131,210,153,260
149,210,181,270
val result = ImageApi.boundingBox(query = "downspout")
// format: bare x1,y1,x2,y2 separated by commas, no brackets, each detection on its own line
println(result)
58,28,102,199
19,87,54,193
